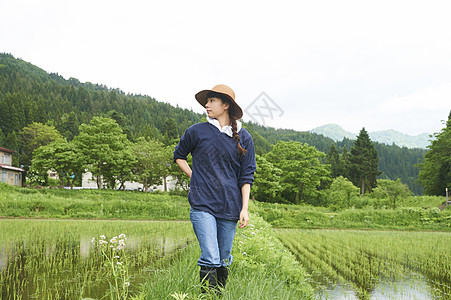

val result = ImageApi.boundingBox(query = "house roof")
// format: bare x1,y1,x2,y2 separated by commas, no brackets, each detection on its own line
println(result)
0,147,16,154
0,164,24,172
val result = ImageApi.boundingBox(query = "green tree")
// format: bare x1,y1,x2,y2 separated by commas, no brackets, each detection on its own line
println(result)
325,176,360,210
162,118,179,146
19,122,65,170
348,128,381,195
59,112,79,141
74,117,133,189
31,141,84,188
372,178,412,209
340,145,350,179
326,144,341,178
25,166,48,187
103,141,136,190
252,155,282,202
417,111,451,196
132,138,170,192
265,141,331,204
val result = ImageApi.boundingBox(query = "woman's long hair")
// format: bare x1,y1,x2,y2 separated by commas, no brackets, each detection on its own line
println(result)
206,91,247,155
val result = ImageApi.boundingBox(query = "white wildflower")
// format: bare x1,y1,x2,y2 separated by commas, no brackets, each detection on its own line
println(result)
100,235,106,239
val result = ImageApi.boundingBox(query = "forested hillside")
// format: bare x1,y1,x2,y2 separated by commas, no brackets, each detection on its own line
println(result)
0,53,201,144
0,53,427,194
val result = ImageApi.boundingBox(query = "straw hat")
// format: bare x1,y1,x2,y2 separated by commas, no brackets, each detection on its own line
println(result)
195,84,243,119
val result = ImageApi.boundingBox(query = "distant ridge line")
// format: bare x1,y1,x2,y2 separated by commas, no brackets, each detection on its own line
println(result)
310,124,431,149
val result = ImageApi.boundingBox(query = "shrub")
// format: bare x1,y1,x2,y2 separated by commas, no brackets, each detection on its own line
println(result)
324,176,360,210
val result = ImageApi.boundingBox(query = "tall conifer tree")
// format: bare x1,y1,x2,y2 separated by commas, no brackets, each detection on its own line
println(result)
340,145,350,179
326,144,341,178
348,128,381,194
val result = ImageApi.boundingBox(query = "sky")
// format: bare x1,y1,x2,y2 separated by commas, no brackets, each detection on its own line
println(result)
1,0,450,136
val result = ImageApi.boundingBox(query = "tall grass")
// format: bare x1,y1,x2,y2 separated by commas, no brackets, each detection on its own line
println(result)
252,199,451,230
136,214,314,299
0,183,190,220
0,219,195,299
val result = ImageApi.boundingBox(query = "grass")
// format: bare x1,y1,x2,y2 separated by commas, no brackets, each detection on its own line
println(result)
252,199,451,230
0,219,195,299
136,214,314,300
1,183,450,231
276,229,451,299
0,215,314,299
1,182,451,298
0,183,190,220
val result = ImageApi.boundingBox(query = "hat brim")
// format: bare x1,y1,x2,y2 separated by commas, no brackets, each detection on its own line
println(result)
195,90,243,119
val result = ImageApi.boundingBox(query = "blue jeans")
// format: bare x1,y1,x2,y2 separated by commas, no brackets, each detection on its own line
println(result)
190,207,238,268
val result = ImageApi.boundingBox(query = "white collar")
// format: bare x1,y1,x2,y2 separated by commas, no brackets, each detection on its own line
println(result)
207,116,242,137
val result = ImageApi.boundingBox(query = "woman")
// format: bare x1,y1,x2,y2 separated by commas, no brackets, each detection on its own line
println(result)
173,84,256,294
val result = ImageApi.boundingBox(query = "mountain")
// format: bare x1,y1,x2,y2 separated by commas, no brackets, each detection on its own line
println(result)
309,124,356,141
0,53,426,194
311,124,431,149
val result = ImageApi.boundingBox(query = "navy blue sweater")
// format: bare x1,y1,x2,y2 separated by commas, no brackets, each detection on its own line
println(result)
173,122,256,221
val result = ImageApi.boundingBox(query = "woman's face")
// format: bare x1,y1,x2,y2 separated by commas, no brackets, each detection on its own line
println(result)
205,97,229,119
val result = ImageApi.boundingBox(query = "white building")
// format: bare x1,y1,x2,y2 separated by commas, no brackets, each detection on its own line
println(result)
81,172,177,191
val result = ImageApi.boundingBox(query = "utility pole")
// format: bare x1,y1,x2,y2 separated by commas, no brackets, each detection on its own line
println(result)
446,188,449,206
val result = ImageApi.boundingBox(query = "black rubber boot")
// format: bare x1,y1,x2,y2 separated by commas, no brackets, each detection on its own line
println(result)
216,266,229,289
200,266,218,294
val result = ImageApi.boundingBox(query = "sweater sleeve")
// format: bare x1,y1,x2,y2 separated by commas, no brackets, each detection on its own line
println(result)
173,125,196,161
238,130,257,188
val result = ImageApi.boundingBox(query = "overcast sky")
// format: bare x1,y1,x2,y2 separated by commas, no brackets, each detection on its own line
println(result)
1,0,450,136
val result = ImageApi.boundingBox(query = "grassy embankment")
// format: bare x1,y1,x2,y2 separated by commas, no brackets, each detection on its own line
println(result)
1,183,450,231
135,214,314,299
0,183,190,220
252,198,451,231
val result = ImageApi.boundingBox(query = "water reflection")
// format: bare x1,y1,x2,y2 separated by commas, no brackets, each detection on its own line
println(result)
0,234,193,299
315,273,448,299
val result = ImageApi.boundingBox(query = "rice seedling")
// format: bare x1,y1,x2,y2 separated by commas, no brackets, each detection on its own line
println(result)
0,219,195,299
276,229,451,299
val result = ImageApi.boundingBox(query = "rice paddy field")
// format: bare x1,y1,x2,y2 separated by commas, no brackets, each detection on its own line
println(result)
1,184,450,299
276,229,451,299
0,215,314,300
0,219,195,299
3,217,450,299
